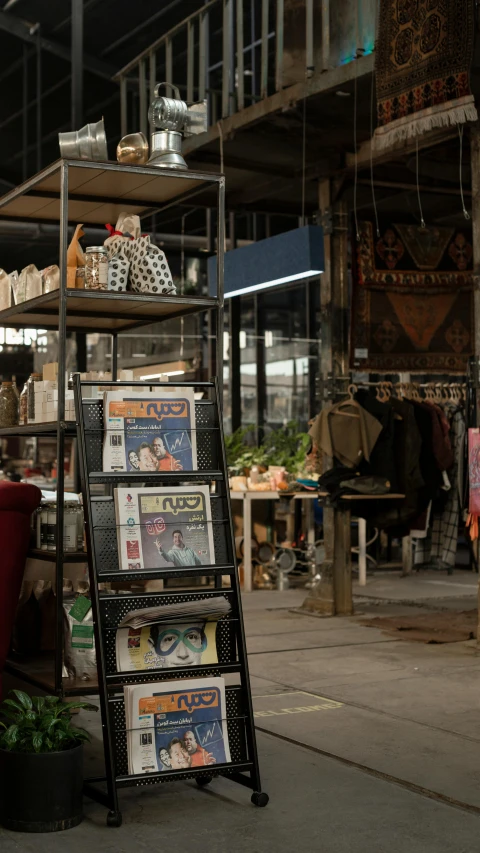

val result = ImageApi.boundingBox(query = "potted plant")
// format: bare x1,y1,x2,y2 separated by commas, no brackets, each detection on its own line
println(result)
0,689,97,832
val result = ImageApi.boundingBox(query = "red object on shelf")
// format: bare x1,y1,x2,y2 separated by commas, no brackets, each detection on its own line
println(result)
0,481,42,699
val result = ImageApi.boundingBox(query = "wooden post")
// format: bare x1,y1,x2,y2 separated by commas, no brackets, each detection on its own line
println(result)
302,179,350,616
470,126,480,645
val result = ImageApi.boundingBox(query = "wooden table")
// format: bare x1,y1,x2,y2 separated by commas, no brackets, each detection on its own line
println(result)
230,490,319,592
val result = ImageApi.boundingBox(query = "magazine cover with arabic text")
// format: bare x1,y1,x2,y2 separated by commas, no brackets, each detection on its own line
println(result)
115,485,215,571
103,388,197,472
125,677,230,775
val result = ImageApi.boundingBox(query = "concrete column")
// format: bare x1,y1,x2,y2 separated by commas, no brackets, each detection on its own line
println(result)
302,179,350,616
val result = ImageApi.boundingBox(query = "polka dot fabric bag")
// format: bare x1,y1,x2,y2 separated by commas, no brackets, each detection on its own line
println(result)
107,248,129,292
129,235,176,295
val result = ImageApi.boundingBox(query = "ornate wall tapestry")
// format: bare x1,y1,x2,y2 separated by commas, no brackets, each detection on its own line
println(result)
350,221,474,374
374,0,477,151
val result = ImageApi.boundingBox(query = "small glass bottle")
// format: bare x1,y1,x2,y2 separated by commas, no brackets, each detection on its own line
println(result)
85,246,108,290
27,372,42,424
19,380,28,425
64,503,78,552
11,375,19,400
0,381,19,428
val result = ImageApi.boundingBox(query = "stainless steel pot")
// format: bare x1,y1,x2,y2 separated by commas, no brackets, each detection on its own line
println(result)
147,130,187,170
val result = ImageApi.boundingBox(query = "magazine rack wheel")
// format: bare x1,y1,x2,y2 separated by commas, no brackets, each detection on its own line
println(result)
251,792,269,807
107,810,123,828
196,775,213,787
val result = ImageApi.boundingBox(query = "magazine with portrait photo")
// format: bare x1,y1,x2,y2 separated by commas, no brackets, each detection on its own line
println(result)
103,388,197,473
125,677,230,776
114,485,215,571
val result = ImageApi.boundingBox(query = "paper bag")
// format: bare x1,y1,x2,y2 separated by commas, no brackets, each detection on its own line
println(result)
129,235,176,295
67,224,85,288
42,265,60,294
104,213,141,259
19,264,43,301
0,269,12,311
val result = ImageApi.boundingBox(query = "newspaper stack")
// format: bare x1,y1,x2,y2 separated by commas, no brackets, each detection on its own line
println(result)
119,597,231,628
124,677,231,776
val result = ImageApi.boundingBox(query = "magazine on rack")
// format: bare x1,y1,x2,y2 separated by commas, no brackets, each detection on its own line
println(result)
125,677,231,775
114,485,215,571
102,388,197,472
116,619,220,672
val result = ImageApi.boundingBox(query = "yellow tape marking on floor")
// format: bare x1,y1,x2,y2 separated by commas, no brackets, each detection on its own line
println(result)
253,692,343,718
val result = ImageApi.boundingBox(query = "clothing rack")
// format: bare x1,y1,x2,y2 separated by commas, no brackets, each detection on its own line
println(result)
347,381,466,404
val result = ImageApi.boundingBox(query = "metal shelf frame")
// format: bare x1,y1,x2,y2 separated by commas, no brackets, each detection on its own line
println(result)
1,158,226,698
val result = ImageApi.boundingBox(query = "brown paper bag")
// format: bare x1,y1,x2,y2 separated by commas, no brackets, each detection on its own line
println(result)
42,265,60,293
67,224,85,288
20,264,42,301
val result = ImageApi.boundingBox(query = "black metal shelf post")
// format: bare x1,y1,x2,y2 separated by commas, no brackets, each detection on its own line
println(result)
0,159,226,698
74,377,268,825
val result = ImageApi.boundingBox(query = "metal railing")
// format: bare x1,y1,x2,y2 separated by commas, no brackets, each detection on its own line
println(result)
114,0,376,136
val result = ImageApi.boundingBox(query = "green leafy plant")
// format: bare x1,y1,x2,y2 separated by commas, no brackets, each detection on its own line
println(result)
225,421,311,475
0,690,97,754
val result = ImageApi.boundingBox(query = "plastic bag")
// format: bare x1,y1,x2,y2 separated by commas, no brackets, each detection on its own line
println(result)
129,235,176,294
67,224,85,288
63,595,96,680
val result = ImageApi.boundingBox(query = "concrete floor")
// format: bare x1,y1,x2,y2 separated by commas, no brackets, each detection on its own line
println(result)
2,569,480,850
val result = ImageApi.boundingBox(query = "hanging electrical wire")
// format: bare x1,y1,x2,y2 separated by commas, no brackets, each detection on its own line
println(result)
415,140,426,228
459,125,470,220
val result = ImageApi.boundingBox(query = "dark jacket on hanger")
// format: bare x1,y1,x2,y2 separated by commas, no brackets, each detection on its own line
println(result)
354,390,399,492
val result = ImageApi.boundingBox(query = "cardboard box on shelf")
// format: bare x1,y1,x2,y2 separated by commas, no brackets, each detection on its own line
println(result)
42,363,58,381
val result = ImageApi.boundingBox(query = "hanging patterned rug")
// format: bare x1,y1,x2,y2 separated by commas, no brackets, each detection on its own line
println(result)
374,0,478,151
350,220,474,373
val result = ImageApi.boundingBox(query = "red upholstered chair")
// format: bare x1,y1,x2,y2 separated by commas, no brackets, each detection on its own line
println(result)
0,481,42,699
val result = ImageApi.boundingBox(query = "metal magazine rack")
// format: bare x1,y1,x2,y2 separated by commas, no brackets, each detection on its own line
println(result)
74,376,269,826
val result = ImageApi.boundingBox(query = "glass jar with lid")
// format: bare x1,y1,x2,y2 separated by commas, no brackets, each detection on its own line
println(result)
19,380,28,425
85,246,108,290
0,381,18,428
27,373,43,424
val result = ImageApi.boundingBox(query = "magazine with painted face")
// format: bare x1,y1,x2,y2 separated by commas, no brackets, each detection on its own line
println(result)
125,677,231,776
115,485,215,571
116,619,219,672
103,388,197,473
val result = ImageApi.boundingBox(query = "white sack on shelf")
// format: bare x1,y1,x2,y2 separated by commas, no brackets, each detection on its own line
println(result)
129,235,176,295
0,268,12,310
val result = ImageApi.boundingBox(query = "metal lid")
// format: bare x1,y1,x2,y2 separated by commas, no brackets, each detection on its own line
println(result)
86,245,108,254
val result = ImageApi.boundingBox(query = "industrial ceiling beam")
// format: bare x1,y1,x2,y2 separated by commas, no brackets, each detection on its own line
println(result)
0,10,116,80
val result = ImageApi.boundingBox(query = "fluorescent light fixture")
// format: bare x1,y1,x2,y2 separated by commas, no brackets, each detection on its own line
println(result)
140,370,185,379
208,225,324,298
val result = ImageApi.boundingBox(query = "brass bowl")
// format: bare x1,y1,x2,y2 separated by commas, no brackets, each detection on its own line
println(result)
116,132,149,165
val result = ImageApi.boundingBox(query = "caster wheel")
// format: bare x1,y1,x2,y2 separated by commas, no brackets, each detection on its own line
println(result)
196,775,213,787
251,791,269,807
107,811,122,828
447,568,453,576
